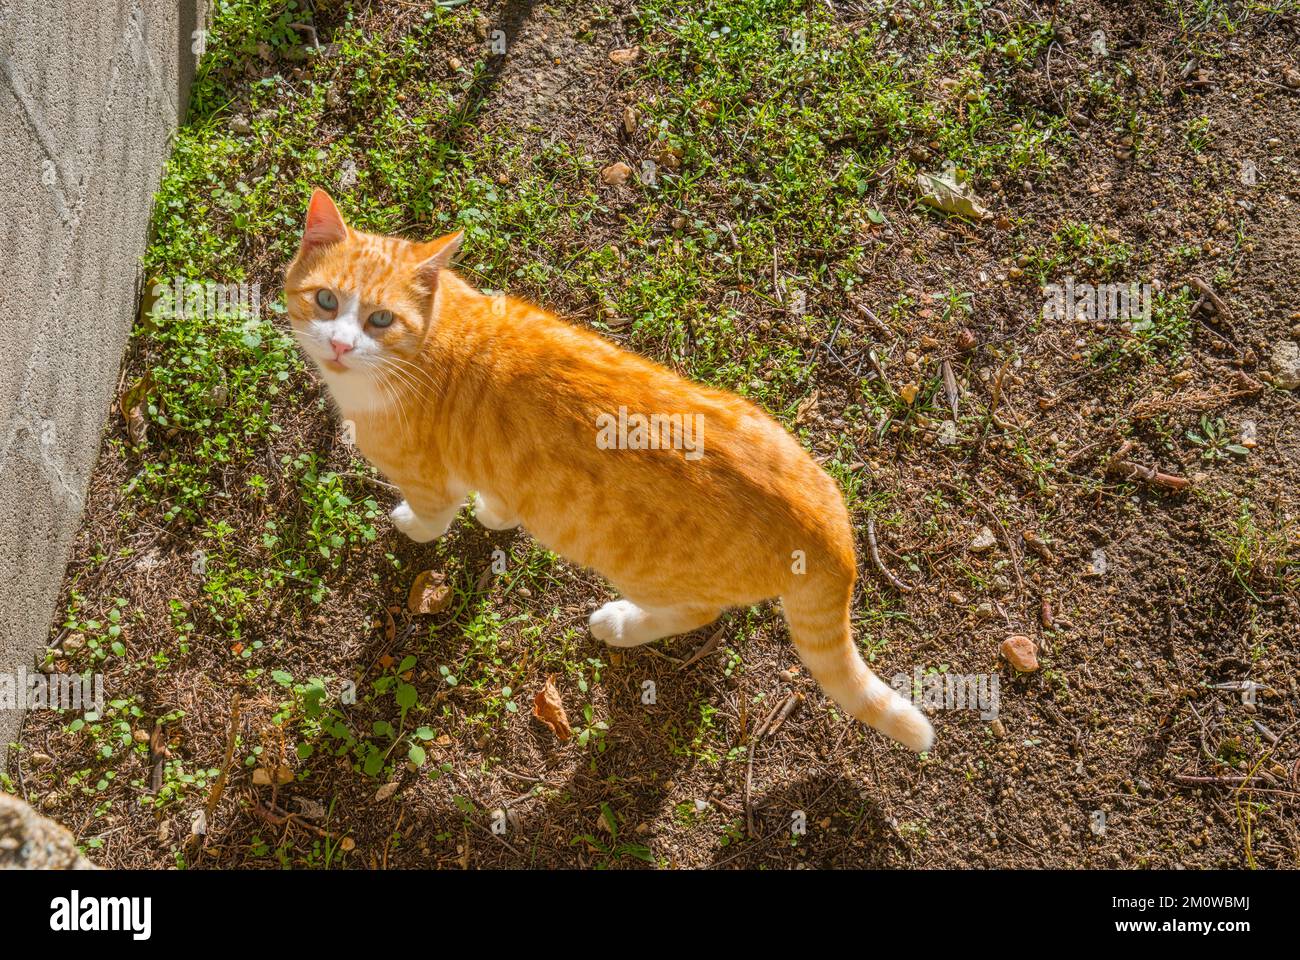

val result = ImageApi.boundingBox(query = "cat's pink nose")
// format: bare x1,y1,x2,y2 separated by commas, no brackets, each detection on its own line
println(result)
330,339,354,360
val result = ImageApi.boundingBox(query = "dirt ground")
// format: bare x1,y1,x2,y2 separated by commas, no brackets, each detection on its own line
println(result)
10,0,1300,868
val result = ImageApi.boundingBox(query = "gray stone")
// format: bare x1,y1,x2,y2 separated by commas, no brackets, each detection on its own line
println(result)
1271,340,1300,390
0,792,96,869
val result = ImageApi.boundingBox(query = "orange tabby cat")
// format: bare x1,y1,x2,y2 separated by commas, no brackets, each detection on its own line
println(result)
284,189,933,752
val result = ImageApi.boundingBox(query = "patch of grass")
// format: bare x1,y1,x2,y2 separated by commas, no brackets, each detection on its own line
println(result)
613,0,1067,387
571,803,655,867
1086,287,1195,373
1184,115,1213,153
1211,497,1299,599
1185,414,1250,462
1026,220,1134,282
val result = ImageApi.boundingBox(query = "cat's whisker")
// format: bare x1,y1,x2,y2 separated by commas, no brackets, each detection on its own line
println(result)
371,360,427,443
364,360,417,446
381,355,442,402
374,357,444,446
382,361,428,442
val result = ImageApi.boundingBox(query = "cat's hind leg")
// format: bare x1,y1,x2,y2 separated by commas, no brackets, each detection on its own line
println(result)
589,600,721,648
471,491,521,531
391,498,462,542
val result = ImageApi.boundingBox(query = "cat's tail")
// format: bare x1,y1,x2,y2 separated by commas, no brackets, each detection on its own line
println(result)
782,573,934,753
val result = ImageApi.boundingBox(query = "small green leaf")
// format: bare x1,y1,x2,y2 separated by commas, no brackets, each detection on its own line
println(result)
396,682,417,710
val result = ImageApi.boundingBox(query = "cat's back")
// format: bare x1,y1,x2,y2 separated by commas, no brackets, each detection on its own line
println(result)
456,286,847,536
475,292,790,458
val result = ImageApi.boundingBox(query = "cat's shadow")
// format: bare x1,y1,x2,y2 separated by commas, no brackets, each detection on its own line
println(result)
346,521,909,868
460,560,907,867
392,520,729,864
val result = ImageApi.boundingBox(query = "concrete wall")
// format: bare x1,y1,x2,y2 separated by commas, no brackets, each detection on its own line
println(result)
0,0,202,767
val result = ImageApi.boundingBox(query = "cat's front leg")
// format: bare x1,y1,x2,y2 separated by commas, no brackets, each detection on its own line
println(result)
391,495,464,542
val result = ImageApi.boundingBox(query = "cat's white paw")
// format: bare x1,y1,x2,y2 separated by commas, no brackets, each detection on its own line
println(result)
589,600,645,647
390,500,447,542
471,492,521,531
879,699,935,753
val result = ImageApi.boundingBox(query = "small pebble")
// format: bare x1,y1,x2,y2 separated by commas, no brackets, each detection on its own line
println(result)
970,526,997,552
600,162,632,185
1270,340,1300,389
1001,635,1039,672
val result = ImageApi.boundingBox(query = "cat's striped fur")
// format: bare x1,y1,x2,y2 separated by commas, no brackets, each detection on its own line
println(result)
285,189,933,752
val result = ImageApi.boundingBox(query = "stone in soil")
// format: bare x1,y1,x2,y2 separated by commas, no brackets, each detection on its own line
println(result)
1270,340,1300,389
1001,634,1039,672
970,525,997,552
600,162,632,185
0,794,96,869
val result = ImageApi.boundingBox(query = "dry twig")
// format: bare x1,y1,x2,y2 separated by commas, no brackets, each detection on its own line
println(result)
745,691,799,839
854,302,895,340
201,694,241,833
1106,442,1191,491
866,514,913,593
678,626,725,671
1188,275,1235,325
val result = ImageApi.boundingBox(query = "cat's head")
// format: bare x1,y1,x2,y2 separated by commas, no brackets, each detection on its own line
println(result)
284,189,462,380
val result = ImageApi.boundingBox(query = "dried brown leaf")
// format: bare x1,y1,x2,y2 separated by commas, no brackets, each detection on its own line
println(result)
941,359,959,419
532,674,572,741
795,388,819,424
408,570,452,615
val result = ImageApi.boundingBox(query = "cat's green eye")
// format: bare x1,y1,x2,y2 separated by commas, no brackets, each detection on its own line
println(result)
368,310,395,329
315,288,338,311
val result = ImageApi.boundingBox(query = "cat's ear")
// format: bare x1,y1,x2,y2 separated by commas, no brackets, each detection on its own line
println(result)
299,189,348,258
414,230,463,288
